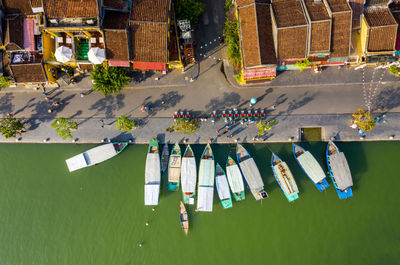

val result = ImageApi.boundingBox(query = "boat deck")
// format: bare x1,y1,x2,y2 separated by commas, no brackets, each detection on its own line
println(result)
329,152,353,190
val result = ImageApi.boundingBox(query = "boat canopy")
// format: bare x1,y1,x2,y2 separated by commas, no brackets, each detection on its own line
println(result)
198,160,215,186
239,159,264,191
197,186,214,212
216,174,231,200
145,184,160,205
181,157,196,192
226,165,244,193
273,161,299,195
145,153,160,184
329,152,353,190
66,143,117,172
297,151,326,183
168,155,181,182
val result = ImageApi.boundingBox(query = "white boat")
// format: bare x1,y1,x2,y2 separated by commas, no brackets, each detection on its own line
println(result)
236,143,268,200
145,138,161,205
168,143,181,191
271,153,299,202
66,142,127,172
196,144,215,212
226,156,245,201
181,145,197,205
215,163,233,209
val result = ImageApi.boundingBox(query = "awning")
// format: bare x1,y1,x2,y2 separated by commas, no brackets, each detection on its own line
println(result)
133,61,166,71
88,47,105,64
55,46,72,63
108,60,130,67
23,19,35,51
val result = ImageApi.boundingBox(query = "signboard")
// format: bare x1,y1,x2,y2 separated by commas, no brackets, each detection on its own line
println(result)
243,67,276,80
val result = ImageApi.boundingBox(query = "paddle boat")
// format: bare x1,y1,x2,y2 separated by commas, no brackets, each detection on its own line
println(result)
196,144,215,212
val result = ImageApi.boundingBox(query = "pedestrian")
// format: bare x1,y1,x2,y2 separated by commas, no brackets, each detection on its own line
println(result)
100,119,104,128
53,101,60,106
161,100,165,104
48,108,53,113
45,96,50,101
227,134,233,138
269,104,276,110
80,92,85,98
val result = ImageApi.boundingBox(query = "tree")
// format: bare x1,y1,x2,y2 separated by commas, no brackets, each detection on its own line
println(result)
0,76,11,89
91,64,130,97
256,120,277,136
0,115,24,138
389,65,399,76
224,18,241,71
115,115,136,132
51,117,78,140
166,119,199,135
352,108,376,132
174,0,205,25
294,57,312,72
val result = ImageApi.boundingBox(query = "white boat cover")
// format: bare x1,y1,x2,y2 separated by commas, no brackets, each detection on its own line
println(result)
273,162,299,195
216,174,231,200
168,155,181,182
239,158,264,191
145,153,161,184
196,186,214,212
66,143,117,172
329,152,353,190
181,157,197,193
144,184,160,205
297,151,326,183
226,165,245,193
198,160,215,186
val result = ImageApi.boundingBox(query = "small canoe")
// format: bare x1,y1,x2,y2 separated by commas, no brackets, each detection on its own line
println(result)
236,143,268,200
271,153,299,202
181,145,197,204
180,201,189,235
226,156,245,201
326,141,353,199
66,142,128,172
144,138,161,205
292,143,329,191
196,144,215,212
168,143,181,191
215,163,233,209
161,144,169,172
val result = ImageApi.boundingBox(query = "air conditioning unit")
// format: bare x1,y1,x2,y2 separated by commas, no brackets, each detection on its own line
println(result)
86,19,95,25
49,19,59,24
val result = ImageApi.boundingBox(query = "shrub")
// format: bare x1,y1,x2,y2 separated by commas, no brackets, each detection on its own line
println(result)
352,108,376,132
389,65,399,76
174,0,205,25
257,120,277,136
0,76,11,89
224,18,241,71
115,115,136,132
167,119,199,135
294,57,312,72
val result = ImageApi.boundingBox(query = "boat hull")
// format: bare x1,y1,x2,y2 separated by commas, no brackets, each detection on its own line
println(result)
271,154,299,202
232,191,245,201
182,192,196,205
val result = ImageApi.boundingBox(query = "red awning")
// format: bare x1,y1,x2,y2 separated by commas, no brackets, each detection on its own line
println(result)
133,62,166,71
396,34,400,51
243,67,276,80
108,61,130,67
23,19,35,51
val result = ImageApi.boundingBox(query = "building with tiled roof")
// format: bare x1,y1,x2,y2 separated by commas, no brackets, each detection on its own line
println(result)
349,0,365,29
129,0,170,71
361,6,397,54
1,0,33,16
271,0,309,61
389,0,400,51
4,14,24,51
302,0,332,56
325,0,352,60
237,0,276,83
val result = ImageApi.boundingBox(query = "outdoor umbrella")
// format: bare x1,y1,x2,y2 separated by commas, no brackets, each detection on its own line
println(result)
54,46,72,63
88,47,105,64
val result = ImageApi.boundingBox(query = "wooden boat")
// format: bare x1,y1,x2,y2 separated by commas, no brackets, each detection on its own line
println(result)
326,141,353,199
161,143,169,173
271,153,299,202
292,143,329,191
196,144,215,212
215,163,233,209
168,143,181,191
66,142,128,172
226,156,245,201
181,145,197,205
236,143,268,200
144,138,161,205
179,201,189,235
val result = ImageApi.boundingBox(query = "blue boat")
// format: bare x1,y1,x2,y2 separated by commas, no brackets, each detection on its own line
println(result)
271,153,299,202
292,143,329,191
326,141,353,199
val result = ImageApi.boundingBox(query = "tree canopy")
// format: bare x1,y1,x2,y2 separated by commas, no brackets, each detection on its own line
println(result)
256,120,277,136
0,115,24,138
352,108,376,132
115,115,136,132
91,64,130,97
51,117,78,140
166,119,199,135
174,0,205,25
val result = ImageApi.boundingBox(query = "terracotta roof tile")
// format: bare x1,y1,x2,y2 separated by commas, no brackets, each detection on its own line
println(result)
272,0,307,28
30,0,42,8
104,30,130,61
277,26,308,59
330,11,352,57
391,11,400,28
130,22,167,63
304,0,330,21
130,0,168,22
4,14,24,51
10,63,47,83
364,6,397,27
326,0,351,13
43,0,98,18
349,0,364,29
256,4,276,64
236,0,270,7
103,10,129,29
2,0,33,16
310,20,331,52
367,25,397,51
103,0,124,9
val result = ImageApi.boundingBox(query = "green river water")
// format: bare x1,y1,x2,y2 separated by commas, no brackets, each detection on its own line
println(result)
0,142,399,265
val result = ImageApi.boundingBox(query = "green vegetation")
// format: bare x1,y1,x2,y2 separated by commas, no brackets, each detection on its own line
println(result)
174,0,205,25
294,57,312,72
224,0,233,14
0,76,11,89
51,117,78,140
166,119,199,135
224,18,241,71
115,115,136,132
389,65,399,76
352,108,376,132
91,64,130,97
0,115,24,138
257,120,277,136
